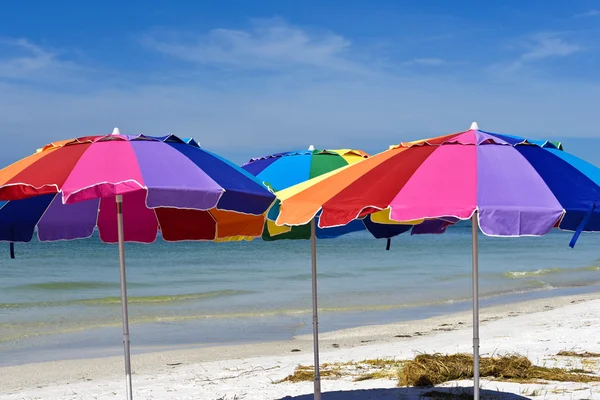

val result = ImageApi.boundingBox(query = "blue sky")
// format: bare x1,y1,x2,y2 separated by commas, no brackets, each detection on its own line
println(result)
1,0,599,165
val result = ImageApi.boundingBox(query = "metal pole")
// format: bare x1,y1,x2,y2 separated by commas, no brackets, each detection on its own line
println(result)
471,212,480,400
310,219,321,400
116,195,133,400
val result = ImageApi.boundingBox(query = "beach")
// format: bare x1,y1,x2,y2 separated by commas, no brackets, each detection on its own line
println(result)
3,228,600,399
3,292,600,399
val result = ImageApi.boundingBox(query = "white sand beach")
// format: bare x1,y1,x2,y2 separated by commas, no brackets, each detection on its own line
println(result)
3,292,600,399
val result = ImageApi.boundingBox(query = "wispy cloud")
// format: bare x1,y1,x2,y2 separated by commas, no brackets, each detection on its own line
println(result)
403,57,446,66
520,33,582,61
574,9,600,18
0,39,58,79
497,33,583,72
142,18,368,74
0,38,86,85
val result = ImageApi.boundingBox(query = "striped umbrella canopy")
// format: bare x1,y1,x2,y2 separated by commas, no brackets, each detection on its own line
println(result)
0,129,276,400
242,147,411,241
0,131,274,214
274,122,600,400
242,148,368,239
275,124,599,239
0,131,274,242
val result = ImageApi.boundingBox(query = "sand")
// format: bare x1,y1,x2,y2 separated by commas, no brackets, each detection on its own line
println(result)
2,292,600,399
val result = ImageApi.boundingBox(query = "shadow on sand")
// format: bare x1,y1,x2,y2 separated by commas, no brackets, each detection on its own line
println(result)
280,386,530,399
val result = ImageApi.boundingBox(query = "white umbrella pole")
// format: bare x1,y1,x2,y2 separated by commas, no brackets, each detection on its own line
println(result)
310,218,321,400
471,212,480,400
116,195,133,400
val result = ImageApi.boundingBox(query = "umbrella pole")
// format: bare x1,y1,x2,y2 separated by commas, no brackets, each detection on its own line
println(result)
116,195,133,400
310,219,321,400
471,212,480,400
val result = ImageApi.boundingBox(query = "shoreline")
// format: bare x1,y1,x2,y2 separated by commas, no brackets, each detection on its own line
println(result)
2,283,598,367
2,290,600,396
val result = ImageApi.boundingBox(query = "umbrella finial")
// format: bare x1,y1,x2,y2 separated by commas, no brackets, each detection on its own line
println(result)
308,145,315,151
470,122,480,131
112,127,121,135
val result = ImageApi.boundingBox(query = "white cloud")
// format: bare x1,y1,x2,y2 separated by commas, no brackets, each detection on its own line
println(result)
575,9,600,17
520,33,581,61
0,38,85,83
0,39,58,79
142,18,366,74
404,58,446,66
497,33,583,71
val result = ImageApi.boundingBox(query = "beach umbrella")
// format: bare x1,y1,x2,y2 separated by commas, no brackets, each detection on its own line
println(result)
274,122,600,400
241,147,410,399
242,147,371,239
0,129,276,400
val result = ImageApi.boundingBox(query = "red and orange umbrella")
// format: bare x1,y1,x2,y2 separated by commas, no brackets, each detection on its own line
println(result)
0,129,275,399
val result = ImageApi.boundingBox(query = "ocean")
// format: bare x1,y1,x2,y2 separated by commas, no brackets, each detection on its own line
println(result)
1,222,599,366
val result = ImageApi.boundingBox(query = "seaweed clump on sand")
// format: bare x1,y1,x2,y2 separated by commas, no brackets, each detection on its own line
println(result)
275,359,403,383
557,350,600,358
275,365,342,383
275,353,600,387
398,353,600,387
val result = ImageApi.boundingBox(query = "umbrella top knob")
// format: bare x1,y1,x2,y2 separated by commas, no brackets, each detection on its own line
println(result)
308,145,315,151
470,121,480,131
112,127,121,135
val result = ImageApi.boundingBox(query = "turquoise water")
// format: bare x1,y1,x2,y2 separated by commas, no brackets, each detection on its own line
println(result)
1,223,599,365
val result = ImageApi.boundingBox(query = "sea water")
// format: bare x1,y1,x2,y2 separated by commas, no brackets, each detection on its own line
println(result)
1,222,599,366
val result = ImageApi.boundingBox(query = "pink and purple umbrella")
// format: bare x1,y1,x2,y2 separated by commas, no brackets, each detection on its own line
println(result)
0,129,276,399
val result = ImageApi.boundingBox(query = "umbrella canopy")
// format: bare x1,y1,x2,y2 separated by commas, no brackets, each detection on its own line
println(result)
275,124,600,239
0,132,274,214
0,132,275,242
242,148,368,239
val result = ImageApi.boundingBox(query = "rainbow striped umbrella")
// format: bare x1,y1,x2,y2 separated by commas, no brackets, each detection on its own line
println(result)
242,147,369,240
275,122,600,400
0,129,275,400
242,147,410,398
276,123,598,237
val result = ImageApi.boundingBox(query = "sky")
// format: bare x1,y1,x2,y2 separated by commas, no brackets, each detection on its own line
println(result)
1,0,599,165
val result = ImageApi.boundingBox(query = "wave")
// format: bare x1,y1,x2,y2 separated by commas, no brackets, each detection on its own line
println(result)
11,281,121,291
0,289,252,309
503,265,600,278
0,300,459,343
283,271,360,281
5,283,598,344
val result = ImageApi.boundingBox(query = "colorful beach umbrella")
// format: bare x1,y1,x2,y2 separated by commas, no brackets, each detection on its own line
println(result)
242,147,413,399
242,147,369,240
244,147,365,399
275,122,600,400
0,128,276,400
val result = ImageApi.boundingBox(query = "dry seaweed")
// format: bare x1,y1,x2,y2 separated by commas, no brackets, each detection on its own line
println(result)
398,353,600,387
557,350,600,358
